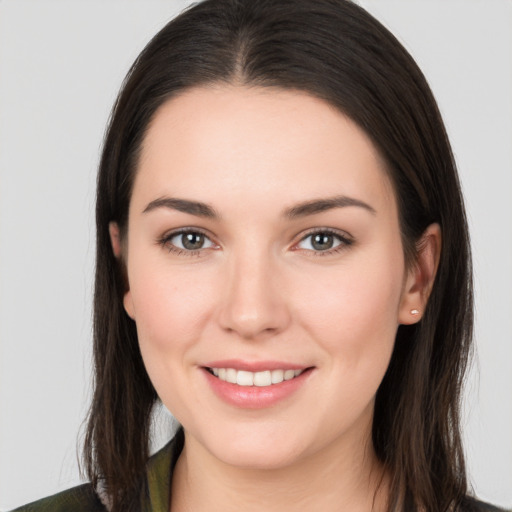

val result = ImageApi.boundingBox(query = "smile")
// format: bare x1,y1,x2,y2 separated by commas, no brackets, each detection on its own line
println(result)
208,368,305,386
202,363,313,408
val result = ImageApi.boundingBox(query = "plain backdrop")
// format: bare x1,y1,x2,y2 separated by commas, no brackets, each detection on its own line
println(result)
0,1,511,509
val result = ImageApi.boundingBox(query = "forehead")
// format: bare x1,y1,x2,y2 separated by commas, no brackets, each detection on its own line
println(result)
133,85,396,216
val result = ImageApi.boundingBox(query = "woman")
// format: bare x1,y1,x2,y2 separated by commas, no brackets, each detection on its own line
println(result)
10,0,507,511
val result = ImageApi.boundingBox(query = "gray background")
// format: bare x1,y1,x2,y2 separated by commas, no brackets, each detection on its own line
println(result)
0,1,511,509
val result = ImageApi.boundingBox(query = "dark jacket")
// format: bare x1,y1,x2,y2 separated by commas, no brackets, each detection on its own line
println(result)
10,433,181,512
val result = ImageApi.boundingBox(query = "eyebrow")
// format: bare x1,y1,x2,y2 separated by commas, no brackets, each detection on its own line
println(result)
284,195,376,218
142,194,376,219
143,197,219,218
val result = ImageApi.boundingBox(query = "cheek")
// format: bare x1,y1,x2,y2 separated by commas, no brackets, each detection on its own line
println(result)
127,260,217,356
127,262,220,412
294,252,404,363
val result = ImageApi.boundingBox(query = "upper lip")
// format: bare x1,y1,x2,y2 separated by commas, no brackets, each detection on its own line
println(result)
202,359,311,372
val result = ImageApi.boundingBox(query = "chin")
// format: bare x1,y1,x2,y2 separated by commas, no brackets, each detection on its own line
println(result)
194,422,312,470
214,443,305,471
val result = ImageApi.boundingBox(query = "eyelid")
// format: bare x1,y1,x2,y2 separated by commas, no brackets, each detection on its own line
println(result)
158,227,219,256
157,226,353,257
291,227,354,254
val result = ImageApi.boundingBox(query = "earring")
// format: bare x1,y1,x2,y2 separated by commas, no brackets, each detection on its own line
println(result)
410,309,420,316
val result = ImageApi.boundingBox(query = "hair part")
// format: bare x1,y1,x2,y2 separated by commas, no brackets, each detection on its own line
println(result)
84,1,473,510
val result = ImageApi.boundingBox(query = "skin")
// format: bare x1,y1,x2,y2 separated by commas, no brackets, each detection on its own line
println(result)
110,85,440,512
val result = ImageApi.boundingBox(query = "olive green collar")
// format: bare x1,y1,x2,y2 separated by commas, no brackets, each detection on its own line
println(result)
143,428,184,512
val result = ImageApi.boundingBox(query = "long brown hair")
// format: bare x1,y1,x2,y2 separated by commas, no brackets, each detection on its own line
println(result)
84,1,473,510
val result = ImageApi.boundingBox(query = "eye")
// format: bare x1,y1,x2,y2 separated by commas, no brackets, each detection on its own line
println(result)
161,229,217,254
295,229,352,253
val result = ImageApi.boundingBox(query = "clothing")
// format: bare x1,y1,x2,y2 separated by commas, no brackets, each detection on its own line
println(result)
10,431,508,512
10,431,183,512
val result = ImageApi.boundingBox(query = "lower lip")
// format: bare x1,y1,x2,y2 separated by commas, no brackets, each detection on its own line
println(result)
202,368,313,409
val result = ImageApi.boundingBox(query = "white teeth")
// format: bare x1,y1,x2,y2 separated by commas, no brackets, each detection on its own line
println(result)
271,369,284,384
236,370,254,386
253,370,271,387
226,368,237,384
284,369,295,381
210,367,305,386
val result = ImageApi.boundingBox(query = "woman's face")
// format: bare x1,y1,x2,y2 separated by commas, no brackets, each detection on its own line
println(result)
120,86,420,469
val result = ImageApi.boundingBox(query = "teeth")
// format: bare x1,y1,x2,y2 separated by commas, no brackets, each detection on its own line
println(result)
236,370,254,386
226,368,237,384
271,369,284,384
253,370,271,387
284,369,295,381
210,367,305,386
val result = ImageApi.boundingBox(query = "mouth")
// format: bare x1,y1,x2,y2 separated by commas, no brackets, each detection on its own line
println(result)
201,360,314,408
205,367,308,387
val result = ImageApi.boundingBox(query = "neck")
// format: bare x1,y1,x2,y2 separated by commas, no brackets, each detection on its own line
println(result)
170,428,389,512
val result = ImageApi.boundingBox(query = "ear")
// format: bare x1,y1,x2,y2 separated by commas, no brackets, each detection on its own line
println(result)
123,290,136,320
109,221,123,258
398,223,441,325
109,221,136,319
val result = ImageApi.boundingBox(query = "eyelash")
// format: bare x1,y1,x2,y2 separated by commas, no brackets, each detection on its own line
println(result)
293,228,353,257
158,228,354,257
158,228,217,257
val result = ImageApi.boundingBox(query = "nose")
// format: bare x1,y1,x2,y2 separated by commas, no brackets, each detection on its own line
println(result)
217,248,291,340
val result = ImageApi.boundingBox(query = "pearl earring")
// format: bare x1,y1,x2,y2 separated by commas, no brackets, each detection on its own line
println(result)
410,309,420,316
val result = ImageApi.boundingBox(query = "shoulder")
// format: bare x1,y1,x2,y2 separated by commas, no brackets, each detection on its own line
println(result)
10,483,106,512
460,496,510,512
8,432,184,512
